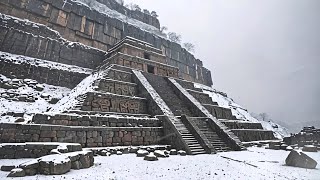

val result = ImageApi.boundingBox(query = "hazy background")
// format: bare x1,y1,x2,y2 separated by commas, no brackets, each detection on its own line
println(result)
126,0,320,132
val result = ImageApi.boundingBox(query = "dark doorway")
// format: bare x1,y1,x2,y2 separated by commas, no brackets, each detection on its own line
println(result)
147,65,155,74
144,52,151,60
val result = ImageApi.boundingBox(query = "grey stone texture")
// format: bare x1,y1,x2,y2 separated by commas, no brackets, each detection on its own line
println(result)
32,113,162,127
0,142,82,159
286,150,317,169
0,55,90,88
0,123,163,147
0,0,213,86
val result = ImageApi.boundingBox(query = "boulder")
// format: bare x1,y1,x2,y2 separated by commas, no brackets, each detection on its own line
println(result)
285,150,317,169
286,146,293,151
144,153,158,161
170,149,178,155
136,149,149,157
100,150,110,156
7,168,26,177
35,84,44,91
302,145,318,152
154,150,167,158
19,159,39,175
178,150,187,156
39,155,71,175
129,147,139,153
116,151,123,155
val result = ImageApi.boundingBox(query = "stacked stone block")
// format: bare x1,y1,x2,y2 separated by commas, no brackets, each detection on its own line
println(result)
0,123,163,147
0,0,212,86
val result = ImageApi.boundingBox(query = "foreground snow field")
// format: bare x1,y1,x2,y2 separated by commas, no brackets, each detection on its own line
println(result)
0,147,319,180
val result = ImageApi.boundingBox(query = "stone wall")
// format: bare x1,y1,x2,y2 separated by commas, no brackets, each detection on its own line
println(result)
231,129,276,142
283,126,320,146
32,114,162,127
0,14,107,69
0,123,163,147
0,53,90,88
97,79,137,96
204,104,236,120
221,121,263,130
108,53,179,78
107,68,133,82
187,89,218,105
81,92,148,114
0,142,82,159
0,0,213,86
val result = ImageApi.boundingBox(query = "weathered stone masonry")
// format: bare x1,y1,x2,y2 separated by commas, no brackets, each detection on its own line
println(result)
0,123,163,147
0,0,213,86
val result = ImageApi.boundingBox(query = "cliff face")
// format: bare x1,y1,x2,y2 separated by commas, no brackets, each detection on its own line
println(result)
0,0,213,86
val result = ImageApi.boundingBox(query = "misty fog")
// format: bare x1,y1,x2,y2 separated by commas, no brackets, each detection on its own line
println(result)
126,0,320,132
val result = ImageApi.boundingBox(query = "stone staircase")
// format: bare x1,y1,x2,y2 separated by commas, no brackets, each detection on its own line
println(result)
191,118,231,152
176,79,276,142
23,65,164,147
143,72,207,155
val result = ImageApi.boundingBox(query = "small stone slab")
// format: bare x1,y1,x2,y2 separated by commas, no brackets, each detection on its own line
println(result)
1,165,16,172
136,149,149,157
144,153,158,161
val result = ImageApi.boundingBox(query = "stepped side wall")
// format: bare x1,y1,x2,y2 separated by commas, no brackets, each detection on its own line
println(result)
0,0,213,86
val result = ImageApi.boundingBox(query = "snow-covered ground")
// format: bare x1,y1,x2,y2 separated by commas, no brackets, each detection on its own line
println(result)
0,147,319,180
194,83,290,139
0,76,71,123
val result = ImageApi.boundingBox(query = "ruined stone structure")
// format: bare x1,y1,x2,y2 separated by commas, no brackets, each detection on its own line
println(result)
0,0,276,156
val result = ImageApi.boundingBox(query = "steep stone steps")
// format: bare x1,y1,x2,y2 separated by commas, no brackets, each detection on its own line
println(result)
192,119,232,152
173,121,206,155
143,73,193,117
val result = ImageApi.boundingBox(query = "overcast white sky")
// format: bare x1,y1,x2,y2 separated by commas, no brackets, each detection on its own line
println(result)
126,0,320,132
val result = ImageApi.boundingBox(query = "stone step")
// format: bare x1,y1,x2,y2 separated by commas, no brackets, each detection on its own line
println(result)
190,149,206,153
32,113,162,127
191,151,207,155
188,144,201,147
79,91,148,114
